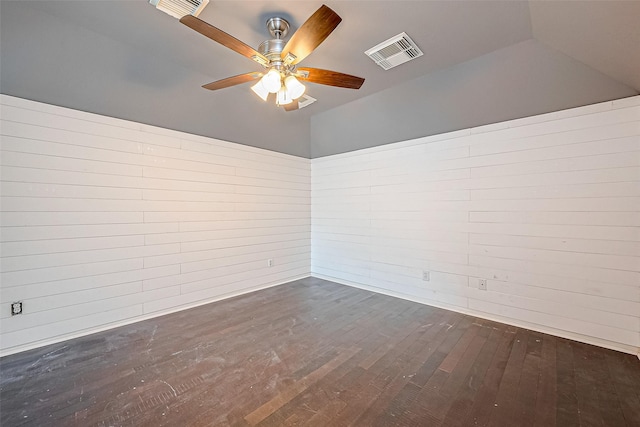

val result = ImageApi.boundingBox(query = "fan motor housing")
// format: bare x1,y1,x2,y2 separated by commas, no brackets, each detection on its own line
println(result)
258,39,286,61
260,16,290,66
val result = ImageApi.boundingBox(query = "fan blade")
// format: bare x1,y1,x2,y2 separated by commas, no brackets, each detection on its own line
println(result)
202,72,263,91
283,100,300,111
297,68,365,89
180,15,269,66
281,5,342,65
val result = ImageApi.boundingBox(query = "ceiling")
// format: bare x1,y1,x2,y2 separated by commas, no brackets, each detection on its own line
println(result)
1,1,638,158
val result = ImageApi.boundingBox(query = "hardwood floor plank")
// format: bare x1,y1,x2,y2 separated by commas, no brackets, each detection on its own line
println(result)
408,315,460,388
488,328,530,426
574,343,609,426
555,338,581,427
604,351,640,426
438,323,481,373
440,324,503,427
278,303,421,425
440,331,486,396
409,367,450,422
512,332,543,427
533,334,557,427
331,309,458,425
373,381,422,426
244,347,360,425
460,325,515,426
586,346,627,427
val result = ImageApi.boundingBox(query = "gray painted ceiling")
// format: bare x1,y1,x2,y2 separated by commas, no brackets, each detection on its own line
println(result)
1,1,638,158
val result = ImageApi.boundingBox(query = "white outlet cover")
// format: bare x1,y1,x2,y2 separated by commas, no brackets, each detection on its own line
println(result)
422,271,430,281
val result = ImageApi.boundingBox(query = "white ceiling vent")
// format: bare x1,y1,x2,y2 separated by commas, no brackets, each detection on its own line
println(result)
298,95,317,109
149,0,209,19
365,32,423,70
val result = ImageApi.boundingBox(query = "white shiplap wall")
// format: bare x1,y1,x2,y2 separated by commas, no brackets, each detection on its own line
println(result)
312,96,640,355
1,94,638,357
0,95,310,356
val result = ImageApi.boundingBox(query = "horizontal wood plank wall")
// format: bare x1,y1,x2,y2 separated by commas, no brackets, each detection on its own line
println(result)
0,95,311,356
311,96,640,355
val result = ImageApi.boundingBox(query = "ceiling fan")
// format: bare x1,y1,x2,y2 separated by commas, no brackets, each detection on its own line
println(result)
180,4,365,111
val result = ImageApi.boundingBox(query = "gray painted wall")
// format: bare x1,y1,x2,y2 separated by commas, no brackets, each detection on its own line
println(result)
2,2,637,159
310,40,637,158
0,2,312,158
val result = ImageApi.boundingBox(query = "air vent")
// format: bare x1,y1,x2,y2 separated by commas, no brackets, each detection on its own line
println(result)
149,0,209,19
365,32,423,70
298,95,317,109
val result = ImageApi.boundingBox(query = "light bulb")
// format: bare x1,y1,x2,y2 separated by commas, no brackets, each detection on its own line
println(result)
261,69,282,93
250,80,269,101
276,86,292,105
284,75,305,100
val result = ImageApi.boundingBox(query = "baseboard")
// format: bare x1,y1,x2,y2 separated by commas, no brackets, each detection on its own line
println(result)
311,273,640,357
4,273,637,360
0,274,310,358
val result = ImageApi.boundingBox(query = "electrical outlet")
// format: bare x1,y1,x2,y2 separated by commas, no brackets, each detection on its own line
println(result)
267,259,274,267
422,271,430,281
11,301,23,316
478,279,487,291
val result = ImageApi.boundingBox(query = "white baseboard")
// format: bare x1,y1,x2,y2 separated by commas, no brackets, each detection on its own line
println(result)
311,273,640,357
4,273,638,360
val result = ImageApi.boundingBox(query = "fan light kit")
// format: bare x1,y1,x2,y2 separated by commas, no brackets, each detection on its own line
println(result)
179,4,365,111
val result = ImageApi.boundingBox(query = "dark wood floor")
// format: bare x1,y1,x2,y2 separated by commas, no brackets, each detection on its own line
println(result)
1,278,639,426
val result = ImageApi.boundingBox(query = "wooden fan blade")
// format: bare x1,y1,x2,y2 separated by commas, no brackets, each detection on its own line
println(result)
281,5,342,65
297,68,365,89
283,100,300,111
202,72,263,91
180,15,269,66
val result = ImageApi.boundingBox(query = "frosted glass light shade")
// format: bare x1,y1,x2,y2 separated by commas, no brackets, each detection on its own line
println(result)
284,75,305,100
262,69,282,93
276,86,292,105
250,80,269,101
251,79,269,101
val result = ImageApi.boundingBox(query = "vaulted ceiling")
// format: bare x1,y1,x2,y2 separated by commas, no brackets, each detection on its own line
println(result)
1,1,638,158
